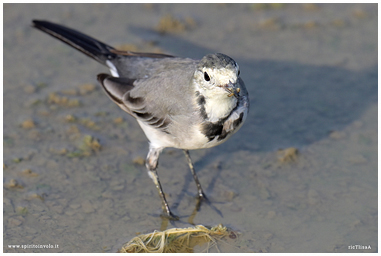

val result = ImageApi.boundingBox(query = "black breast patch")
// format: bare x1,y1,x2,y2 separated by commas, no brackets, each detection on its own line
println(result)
203,112,243,142
202,121,225,141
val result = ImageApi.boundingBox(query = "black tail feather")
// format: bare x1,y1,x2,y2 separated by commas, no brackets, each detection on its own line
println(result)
32,20,116,65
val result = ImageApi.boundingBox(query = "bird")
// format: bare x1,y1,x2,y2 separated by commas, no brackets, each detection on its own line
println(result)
32,20,249,220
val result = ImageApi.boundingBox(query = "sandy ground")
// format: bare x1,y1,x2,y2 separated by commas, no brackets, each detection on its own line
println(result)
3,3,377,253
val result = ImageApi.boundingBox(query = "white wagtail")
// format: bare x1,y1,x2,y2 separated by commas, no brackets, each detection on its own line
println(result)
32,20,249,220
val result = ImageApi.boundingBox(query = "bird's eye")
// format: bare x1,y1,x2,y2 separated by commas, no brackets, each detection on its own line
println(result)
204,72,210,81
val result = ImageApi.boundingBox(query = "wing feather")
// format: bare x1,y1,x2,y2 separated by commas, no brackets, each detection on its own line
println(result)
97,74,171,132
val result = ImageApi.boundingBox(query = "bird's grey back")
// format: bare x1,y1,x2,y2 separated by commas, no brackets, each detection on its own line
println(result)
112,56,197,80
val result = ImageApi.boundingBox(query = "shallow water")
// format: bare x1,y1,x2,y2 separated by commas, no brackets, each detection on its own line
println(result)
3,3,377,253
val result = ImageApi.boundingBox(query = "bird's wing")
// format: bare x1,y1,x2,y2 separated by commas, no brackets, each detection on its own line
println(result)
98,66,197,133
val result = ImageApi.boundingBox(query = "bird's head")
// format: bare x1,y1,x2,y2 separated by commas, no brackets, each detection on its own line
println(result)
194,53,241,99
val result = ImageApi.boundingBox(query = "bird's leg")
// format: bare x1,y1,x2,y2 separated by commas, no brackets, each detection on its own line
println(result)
183,150,207,208
146,147,179,220
183,150,224,222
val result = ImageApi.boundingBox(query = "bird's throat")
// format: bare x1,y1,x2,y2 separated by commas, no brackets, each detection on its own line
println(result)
203,94,238,122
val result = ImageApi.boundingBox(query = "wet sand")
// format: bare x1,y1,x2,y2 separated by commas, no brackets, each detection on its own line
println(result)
3,3,377,252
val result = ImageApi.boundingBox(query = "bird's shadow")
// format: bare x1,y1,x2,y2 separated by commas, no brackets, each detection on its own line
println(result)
130,26,377,218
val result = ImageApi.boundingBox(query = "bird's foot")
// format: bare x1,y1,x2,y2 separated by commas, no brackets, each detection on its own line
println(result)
160,210,180,221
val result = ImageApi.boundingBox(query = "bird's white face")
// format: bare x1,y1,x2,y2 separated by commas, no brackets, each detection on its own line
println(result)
194,59,240,99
